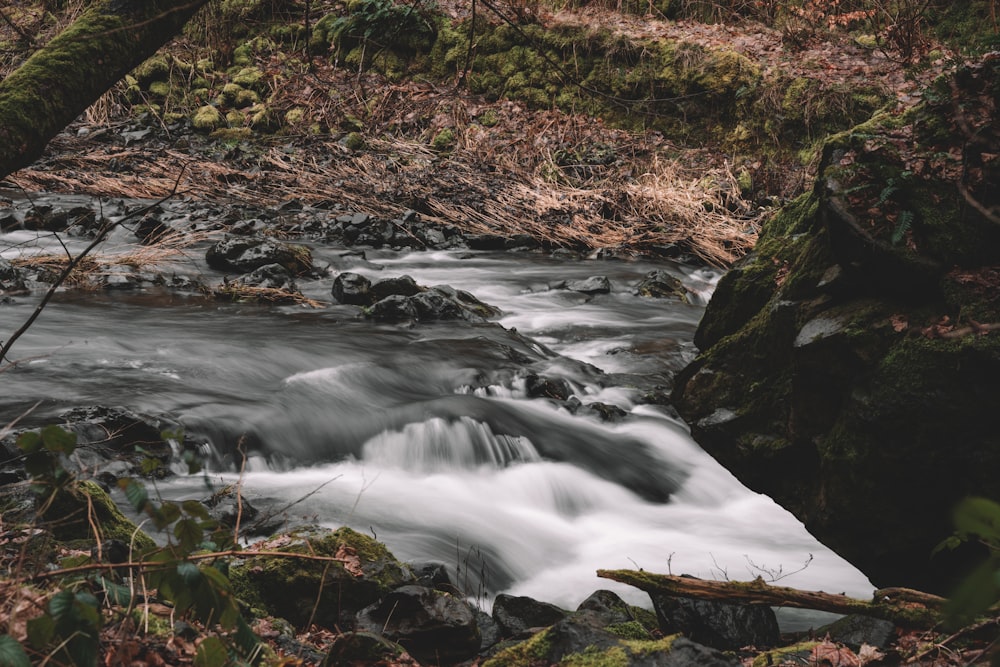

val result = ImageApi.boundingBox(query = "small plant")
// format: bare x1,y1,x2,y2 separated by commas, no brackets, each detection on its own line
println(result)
935,497,1000,629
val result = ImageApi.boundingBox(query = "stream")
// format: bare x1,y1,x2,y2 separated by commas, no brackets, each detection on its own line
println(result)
0,205,873,628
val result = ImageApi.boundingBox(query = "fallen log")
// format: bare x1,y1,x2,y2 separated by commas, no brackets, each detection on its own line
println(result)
597,569,946,630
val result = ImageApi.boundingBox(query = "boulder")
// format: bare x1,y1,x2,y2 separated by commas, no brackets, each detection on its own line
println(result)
59,405,175,469
356,585,480,664
0,259,26,293
492,593,567,637
229,526,414,629
331,271,372,305
650,592,779,650
369,275,422,302
485,611,740,666
634,269,688,301
206,236,312,275
237,263,294,289
821,614,896,652
321,632,409,667
672,57,1000,594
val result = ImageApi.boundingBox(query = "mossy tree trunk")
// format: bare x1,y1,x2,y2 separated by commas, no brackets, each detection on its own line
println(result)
0,0,208,180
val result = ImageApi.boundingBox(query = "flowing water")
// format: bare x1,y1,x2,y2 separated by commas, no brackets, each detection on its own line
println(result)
1,218,873,627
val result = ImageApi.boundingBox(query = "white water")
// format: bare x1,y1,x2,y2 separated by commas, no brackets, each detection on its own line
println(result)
1,226,873,628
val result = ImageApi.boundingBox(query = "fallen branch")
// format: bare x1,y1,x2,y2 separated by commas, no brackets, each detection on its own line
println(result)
597,569,945,630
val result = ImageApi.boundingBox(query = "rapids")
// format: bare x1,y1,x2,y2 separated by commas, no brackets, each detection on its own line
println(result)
1,223,873,627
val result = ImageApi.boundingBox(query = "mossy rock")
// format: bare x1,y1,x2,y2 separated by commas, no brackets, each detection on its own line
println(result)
229,526,414,629
133,55,170,87
673,55,1000,594
231,67,267,93
41,481,156,550
192,105,223,131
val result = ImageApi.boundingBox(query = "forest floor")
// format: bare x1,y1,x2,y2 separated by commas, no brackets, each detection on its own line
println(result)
1,1,955,266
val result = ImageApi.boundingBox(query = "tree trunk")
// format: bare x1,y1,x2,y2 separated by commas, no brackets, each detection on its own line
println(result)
597,569,946,629
0,0,209,181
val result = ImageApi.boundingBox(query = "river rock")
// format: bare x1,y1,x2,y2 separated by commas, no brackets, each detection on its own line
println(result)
563,275,612,294
492,593,567,637
525,373,573,401
331,271,372,305
206,236,312,275
821,614,896,651
355,585,480,663
368,294,419,321
58,406,175,472
229,526,414,629
0,259,26,293
672,56,1000,594
634,269,688,301
576,590,636,625
134,212,172,244
650,591,779,650
369,275,422,302
237,263,294,289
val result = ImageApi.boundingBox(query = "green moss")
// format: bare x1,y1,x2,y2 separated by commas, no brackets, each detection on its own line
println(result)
224,110,245,126
431,127,455,151
344,131,366,150
232,66,267,92
147,80,171,98
192,104,223,131
482,627,554,667
134,55,170,87
232,44,253,66
605,621,652,640
218,82,244,105
43,481,156,550
561,646,630,667
752,640,820,667
284,107,307,125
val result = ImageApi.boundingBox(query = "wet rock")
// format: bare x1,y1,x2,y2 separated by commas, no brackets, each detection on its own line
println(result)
564,275,612,294
568,399,628,422
229,526,414,629
101,265,142,290
411,561,452,591
634,269,688,301
332,271,373,305
238,263,294,289
0,259,26,293
59,406,175,466
369,275,422,302
431,284,502,319
526,374,573,401
0,211,19,231
650,590,780,650
133,213,172,244
368,294,419,322
492,593,567,637
467,234,508,250
822,614,896,651
356,585,480,664
206,236,312,275
476,610,501,652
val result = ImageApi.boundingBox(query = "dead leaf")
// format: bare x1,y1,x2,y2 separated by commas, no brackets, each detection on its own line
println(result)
811,639,861,666
335,544,365,577
890,314,908,332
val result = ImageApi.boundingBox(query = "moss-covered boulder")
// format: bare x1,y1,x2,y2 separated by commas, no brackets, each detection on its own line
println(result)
229,526,414,629
672,55,1000,594
42,480,156,549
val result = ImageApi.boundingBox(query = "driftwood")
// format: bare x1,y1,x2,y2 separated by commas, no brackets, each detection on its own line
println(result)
597,569,946,630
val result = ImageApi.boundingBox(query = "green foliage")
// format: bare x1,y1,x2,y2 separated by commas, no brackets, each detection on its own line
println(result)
0,635,31,667
4,423,264,665
937,497,1000,629
321,0,437,57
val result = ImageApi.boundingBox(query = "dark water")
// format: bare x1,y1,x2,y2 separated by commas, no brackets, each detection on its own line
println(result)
1,224,872,623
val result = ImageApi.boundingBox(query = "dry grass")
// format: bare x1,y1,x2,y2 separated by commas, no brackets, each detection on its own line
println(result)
213,283,325,307
8,230,215,289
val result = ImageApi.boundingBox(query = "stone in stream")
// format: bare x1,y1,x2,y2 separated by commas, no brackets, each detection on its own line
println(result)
205,236,312,275
331,270,372,305
237,262,294,289
561,275,612,294
633,269,689,302
492,593,567,637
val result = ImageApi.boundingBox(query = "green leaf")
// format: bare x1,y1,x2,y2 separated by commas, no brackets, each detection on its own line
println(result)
158,501,182,526
118,479,150,514
194,636,229,667
953,497,1000,543
140,457,164,476
40,425,76,454
943,555,1000,629
95,576,132,606
22,451,53,479
174,518,204,553
177,561,202,587
182,499,211,521
47,590,74,620
16,431,41,454
234,615,263,663
0,634,32,667
25,616,54,651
